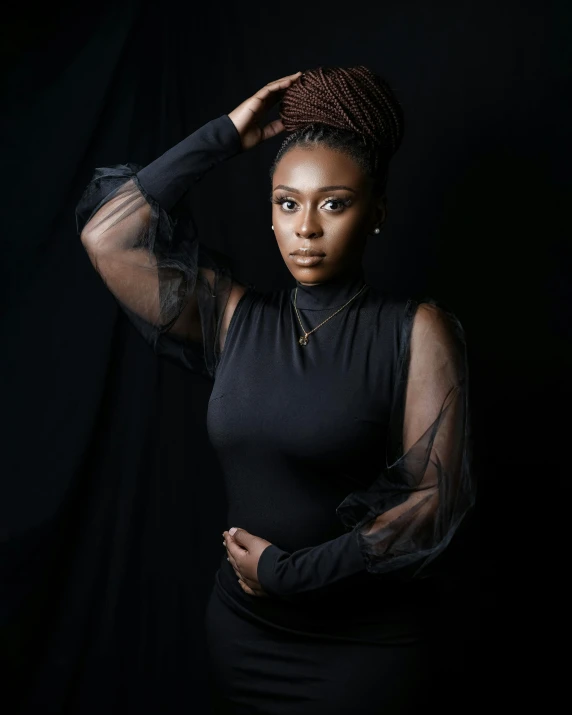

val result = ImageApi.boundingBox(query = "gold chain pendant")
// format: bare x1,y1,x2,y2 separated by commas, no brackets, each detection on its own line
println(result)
294,283,368,347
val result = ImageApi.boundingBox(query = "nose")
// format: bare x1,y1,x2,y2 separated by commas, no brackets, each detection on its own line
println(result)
295,207,323,239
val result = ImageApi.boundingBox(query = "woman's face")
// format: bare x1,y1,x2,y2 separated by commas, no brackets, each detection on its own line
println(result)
271,144,385,285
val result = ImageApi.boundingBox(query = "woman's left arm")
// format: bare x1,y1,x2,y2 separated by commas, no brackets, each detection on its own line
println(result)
227,299,475,601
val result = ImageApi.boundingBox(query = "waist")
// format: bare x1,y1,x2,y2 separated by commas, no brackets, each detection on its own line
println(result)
214,555,435,643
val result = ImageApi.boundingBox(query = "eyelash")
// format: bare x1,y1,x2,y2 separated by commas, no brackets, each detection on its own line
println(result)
270,195,353,213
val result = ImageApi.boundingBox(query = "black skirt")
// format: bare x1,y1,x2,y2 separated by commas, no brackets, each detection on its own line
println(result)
205,579,440,715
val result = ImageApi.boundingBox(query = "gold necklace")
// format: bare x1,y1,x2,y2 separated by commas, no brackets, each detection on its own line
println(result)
293,282,369,346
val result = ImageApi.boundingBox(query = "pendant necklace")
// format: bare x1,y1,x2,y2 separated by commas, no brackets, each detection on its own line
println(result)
293,282,369,346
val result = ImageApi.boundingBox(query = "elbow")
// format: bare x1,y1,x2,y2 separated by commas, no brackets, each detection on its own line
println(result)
80,222,101,251
80,227,95,250
80,224,113,257
79,228,99,263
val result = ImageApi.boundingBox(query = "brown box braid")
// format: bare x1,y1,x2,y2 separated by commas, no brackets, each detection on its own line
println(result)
270,65,405,197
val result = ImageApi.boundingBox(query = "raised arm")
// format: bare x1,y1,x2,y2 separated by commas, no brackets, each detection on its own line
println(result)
76,72,302,376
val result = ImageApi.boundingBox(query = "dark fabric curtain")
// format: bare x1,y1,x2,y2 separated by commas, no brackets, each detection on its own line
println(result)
2,3,230,712
1,0,569,712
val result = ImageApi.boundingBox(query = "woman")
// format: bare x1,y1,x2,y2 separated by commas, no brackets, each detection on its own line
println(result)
76,66,474,714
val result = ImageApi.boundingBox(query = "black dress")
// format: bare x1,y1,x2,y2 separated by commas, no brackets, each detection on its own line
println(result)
76,115,475,714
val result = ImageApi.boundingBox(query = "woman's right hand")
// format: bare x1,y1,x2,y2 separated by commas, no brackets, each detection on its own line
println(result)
228,71,302,151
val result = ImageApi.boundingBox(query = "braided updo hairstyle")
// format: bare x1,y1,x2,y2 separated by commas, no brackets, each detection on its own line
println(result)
270,65,404,196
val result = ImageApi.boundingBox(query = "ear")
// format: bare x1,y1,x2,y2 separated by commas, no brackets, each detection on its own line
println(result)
376,194,387,226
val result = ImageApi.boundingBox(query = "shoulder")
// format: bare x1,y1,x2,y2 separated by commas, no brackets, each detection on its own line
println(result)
363,285,408,315
382,292,462,336
414,297,465,339
363,287,419,337
411,301,452,339
407,297,466,368
235,283,299,310
222,283,290,324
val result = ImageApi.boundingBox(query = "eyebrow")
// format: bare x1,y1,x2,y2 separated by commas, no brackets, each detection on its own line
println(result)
272,184,357,194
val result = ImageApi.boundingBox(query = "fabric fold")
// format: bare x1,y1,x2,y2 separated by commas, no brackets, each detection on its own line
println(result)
336,298,474,578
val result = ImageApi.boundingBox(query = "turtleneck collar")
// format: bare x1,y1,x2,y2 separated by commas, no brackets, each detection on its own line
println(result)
291,267,367,311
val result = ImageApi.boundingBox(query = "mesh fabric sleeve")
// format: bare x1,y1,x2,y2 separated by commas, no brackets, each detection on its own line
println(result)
75,115,246,379
257,298,475,600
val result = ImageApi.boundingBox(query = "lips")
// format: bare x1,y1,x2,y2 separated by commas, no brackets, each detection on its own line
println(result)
290,249,325,257
290,254,325,266
289,248,326,267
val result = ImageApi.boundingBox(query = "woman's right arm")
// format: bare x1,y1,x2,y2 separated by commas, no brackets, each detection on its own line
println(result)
76,72,302,377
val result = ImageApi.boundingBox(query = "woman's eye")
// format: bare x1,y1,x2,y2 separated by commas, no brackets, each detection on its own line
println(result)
273,197,298,211
273,196,350,212
323,199,350,211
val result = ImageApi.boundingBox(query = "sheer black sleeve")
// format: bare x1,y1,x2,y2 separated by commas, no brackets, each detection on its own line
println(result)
257,298,475,599
75,115,246,379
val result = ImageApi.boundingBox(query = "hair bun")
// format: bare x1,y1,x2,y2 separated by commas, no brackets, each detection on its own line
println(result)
280,65,404,156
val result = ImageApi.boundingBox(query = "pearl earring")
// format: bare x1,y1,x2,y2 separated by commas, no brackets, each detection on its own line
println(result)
272,225,274,230
373,227,381,234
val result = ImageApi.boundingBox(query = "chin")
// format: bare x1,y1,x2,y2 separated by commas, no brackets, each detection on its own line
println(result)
292,262,361,284
290,265,332,284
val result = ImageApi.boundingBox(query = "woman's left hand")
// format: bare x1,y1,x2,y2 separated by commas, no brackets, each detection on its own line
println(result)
223,528,273,597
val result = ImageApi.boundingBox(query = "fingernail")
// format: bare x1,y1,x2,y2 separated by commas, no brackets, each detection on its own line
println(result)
229,527,237,536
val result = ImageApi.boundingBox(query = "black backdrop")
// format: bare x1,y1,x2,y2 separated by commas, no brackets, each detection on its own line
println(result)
1,0,569,712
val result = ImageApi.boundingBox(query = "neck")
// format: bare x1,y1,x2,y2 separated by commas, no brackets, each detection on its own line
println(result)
292,266,366,311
